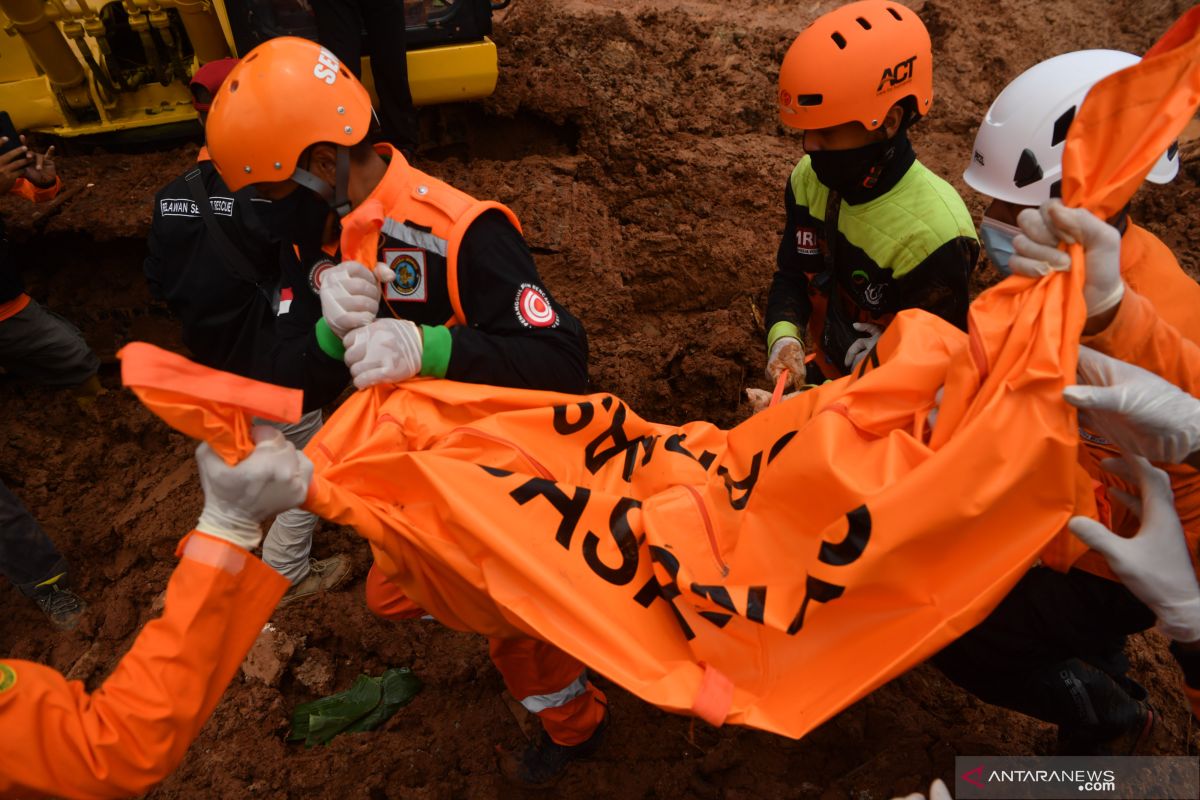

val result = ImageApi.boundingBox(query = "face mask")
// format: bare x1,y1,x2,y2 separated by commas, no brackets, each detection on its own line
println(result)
806,137,895,195
253,185,334,260
979,216,1021,275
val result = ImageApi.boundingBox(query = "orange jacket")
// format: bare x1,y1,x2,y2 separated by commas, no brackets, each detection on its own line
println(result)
1042,223,1200,579
0,175,63,321
339,143,520,324
0,532,287,799
8,175,62,204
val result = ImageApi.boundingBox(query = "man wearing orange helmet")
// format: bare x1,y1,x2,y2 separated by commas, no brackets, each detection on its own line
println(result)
766,0,978,386
205,37,598,787
146,57,353,606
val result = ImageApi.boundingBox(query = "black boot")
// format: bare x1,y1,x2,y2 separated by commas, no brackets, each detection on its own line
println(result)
497,711,608,788
1034,659,1155,755
30,578,87,631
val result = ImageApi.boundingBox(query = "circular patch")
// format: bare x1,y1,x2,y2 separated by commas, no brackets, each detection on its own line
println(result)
308,258,337,294
0,663,16,693
779,90,792,108
516,285,557,328
389,253,422,297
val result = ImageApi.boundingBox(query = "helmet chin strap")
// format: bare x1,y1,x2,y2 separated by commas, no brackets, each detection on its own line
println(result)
289,145,354,218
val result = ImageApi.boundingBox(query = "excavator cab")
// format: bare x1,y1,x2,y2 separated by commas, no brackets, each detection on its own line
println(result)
0,0,503,136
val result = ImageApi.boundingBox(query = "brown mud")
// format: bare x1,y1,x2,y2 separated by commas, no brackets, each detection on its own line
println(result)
2,1,1198,797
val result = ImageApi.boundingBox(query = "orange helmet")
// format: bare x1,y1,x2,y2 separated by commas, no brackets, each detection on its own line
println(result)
777,0,933,132
205,36,373,193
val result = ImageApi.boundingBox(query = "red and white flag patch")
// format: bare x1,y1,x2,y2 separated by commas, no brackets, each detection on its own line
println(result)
514,284,558,328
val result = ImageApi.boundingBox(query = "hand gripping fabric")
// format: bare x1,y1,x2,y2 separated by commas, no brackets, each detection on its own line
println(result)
120,9,1200,741
118,342,302,464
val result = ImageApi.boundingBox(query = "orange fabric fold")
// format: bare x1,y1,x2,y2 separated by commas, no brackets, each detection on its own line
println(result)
118,342,301,464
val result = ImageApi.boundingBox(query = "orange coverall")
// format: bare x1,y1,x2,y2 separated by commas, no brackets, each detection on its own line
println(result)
1073,224,1200,561
343,147,607,747
1071,224,1200,721
0,532,287,799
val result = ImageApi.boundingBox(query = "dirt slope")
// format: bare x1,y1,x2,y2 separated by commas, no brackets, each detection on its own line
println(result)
2,1,1198,798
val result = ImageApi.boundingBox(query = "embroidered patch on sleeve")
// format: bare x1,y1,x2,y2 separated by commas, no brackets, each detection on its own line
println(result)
0,663,17,693
514,283,558,328
383,249,427,303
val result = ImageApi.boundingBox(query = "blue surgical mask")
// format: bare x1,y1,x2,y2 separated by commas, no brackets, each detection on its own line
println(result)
979,216,1021,275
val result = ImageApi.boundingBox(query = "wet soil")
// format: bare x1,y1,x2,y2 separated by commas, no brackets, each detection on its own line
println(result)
2,1,1199,798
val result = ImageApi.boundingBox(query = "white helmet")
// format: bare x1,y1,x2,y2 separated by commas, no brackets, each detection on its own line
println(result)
964,50,1179,205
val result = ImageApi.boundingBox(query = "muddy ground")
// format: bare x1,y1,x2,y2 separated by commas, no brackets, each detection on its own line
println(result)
2,0,1199,797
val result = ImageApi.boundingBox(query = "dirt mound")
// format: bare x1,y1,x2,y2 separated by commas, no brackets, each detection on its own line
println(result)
2,1,1199,798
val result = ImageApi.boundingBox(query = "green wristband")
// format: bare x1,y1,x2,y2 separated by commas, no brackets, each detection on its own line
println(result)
420,325,452,377
767,320,802,352
315,317,345,360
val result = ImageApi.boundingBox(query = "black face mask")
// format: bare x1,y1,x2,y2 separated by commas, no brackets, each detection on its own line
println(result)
253,185,334,261
806,137,897,196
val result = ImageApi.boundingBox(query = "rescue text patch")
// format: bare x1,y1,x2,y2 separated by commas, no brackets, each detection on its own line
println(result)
159,197,235,218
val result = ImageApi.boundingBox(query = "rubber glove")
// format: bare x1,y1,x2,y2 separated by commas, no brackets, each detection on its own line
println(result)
1069,457,1200,643
844,321,883,369
766,336,806,385
1010,199,1124,317
195,427,314,551
1064,346,1200,464
343,318,424,389
892,779,952,800
319,260,396,337
745,387,799,414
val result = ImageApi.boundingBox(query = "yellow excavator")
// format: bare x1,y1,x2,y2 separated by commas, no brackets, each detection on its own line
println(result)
0,0,506,136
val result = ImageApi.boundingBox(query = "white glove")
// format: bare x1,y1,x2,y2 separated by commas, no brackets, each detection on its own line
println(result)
1068,456,1200,643
195,427,314,551
343,318,424,389
766,336,806,385
745,387,799,414
1064,346,1200,464
1010,199,1124,317
844,322,883,369
319,260,395,337
892,779,952,800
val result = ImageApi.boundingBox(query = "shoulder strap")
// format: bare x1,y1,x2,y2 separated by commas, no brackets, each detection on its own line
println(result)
821,189,842,278
183,168,262,286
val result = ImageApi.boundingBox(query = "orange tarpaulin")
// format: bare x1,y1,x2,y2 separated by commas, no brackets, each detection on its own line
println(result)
119,8,1200,740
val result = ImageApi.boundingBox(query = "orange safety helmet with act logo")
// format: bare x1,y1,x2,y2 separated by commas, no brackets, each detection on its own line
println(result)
778,0,933,132
205,36,374,193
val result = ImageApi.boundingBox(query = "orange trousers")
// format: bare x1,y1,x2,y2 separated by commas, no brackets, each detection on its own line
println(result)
365,564,607,745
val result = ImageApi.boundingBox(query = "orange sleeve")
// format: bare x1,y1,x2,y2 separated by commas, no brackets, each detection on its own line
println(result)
0,533,287,799
1082,287,1200,396
8,176,62,204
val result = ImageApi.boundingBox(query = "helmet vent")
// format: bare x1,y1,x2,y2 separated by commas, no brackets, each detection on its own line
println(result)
1013,148,1044,188
856,17,871,30
229,80,239,94
1050,106,1075,147
831,32,847,49
797,94,823,107
887,7,903,21
246,53,259,63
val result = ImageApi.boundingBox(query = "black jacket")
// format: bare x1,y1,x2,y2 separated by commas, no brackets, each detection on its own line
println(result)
144,161,350,412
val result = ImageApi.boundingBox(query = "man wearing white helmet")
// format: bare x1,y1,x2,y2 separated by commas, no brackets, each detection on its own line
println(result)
934,50,1200,756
